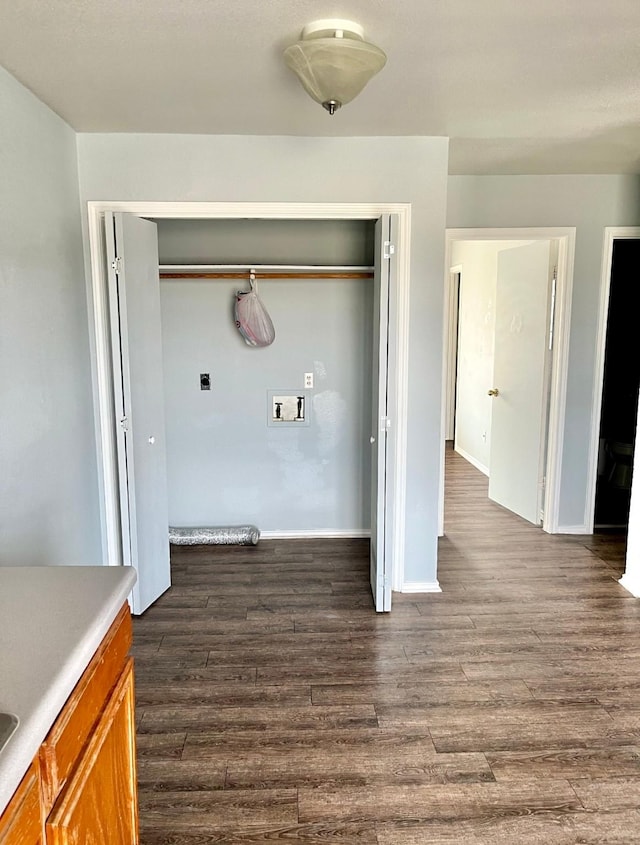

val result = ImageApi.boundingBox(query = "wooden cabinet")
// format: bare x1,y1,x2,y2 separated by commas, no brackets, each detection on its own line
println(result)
38,604,133,815
0,604,138,845
0,762,44,845
46,660,138,845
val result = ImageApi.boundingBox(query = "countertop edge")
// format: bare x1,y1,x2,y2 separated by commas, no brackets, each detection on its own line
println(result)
0,567,137,816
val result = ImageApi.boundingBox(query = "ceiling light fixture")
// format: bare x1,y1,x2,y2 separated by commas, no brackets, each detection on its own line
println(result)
283,19,387,115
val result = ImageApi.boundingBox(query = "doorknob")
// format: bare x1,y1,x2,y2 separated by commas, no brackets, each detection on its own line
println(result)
148,436,156,444
487,388,499,397
370,436,376,444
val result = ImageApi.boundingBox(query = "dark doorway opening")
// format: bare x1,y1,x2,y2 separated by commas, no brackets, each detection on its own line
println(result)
595,239,640,528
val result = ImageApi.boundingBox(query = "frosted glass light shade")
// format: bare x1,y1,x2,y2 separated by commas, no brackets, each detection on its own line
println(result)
283,22,386,113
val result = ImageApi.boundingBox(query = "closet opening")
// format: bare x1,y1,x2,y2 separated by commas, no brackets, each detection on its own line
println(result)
90,204,409,616
154,217,375,547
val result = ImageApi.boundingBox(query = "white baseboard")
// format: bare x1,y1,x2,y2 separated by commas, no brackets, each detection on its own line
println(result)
260,529,371,540
401,580,442,593
619,574,640,598
454,446,489,477
556,524,590,534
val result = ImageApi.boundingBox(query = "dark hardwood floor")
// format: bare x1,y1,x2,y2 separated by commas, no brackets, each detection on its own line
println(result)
132,448,640,843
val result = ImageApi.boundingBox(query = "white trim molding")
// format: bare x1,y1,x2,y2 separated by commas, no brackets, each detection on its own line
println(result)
87,201,411,594
620,385,640,596
445,265,462,441
556,524,590,535
440,227,576,538
87,207,121,567
585,226,640,534
401,580,442,594
391,208,412,594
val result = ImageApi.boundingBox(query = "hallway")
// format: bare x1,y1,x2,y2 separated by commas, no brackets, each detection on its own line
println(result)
132,449,640,843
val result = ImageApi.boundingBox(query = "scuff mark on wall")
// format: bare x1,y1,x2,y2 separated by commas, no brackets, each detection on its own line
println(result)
313,390,347,456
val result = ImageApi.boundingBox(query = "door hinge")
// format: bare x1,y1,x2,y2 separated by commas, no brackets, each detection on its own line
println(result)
383,241,396,260
539,476,546,523
111,256,123,274
379,573,391,590
380,416,391,433
120,415,129,432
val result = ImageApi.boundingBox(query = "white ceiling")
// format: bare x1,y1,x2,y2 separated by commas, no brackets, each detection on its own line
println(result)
2,0,640,174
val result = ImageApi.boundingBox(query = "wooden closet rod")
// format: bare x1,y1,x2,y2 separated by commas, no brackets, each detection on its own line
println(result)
160,271,374,280
158,264,375,280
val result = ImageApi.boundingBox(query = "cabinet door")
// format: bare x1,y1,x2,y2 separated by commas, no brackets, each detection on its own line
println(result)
39,605,132,814
46,660,138,845
0,761,44,845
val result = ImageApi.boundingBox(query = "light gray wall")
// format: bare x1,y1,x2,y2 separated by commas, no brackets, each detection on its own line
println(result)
448,176,640,529
77,135,449,585
155,218,374,266
0,67,101,566
160,276,372,532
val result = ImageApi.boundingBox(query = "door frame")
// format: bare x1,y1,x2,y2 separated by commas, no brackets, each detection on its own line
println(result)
87,201,411,593
620,394,640,597
586,226,640,534
439,227,577,536
444,265,462,442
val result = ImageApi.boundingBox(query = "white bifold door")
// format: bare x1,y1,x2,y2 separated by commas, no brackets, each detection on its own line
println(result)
488,240,553,525
105,213,171,614
370,214,397,612
103,211,394,614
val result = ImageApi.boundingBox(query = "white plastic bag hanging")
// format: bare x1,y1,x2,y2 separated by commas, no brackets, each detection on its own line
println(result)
234,273,275,347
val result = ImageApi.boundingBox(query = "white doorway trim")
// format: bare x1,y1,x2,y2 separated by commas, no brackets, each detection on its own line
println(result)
588,227,640,598
620,392,640,597
586,226,640,533
87,201,411,593
439,227,576,537
444,265,462,442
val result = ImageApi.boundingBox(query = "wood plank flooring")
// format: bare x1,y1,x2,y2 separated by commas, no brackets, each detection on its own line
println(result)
132,448,640,843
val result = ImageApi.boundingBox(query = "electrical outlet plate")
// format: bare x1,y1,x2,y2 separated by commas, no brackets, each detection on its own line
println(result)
304,372,314,388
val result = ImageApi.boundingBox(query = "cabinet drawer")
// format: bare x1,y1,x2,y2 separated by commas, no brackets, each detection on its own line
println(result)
46,660,138,845
39,603,132,813
0,761,43,845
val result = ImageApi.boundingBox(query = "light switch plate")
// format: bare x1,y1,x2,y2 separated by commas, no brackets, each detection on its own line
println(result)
304,372,314,388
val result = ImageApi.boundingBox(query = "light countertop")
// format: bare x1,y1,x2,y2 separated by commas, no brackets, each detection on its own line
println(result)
0,565,136,815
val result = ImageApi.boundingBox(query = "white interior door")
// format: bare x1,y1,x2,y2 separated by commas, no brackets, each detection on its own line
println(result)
488,240,552,524
370,214,395,612
105,212,171,614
